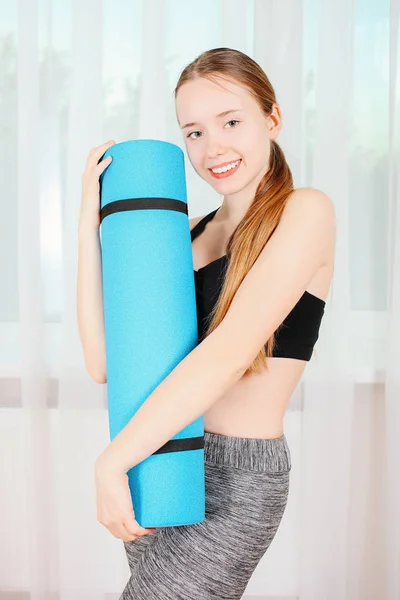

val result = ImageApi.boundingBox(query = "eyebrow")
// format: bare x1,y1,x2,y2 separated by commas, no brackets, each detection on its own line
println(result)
180,109,242,130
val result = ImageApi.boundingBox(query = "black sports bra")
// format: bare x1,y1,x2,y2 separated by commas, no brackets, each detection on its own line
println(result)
191,208,326,361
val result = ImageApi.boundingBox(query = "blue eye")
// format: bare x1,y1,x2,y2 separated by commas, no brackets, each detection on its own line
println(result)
186,119,240,140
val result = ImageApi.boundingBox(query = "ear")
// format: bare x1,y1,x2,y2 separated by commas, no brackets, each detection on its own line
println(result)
268,103,282,137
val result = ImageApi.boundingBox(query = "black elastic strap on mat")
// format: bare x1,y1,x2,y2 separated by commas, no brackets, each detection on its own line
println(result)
100,197,188,224
152,435,204,455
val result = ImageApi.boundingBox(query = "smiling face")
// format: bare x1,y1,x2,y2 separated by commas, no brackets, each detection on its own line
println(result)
175,76,280,199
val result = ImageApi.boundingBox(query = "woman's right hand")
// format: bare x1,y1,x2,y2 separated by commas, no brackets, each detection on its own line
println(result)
79,140,116,231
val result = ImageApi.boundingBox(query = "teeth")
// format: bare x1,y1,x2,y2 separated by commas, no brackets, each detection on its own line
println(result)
211,160,240,174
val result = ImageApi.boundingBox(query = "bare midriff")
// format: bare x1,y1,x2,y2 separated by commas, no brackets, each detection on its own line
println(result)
203,356,307,439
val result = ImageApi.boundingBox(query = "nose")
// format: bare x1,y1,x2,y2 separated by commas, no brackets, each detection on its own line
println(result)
206,137,226,159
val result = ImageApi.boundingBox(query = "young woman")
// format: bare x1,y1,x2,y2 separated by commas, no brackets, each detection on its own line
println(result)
78,48,336,599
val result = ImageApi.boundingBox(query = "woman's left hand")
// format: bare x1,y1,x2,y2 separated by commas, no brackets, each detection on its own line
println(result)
95,455,156,542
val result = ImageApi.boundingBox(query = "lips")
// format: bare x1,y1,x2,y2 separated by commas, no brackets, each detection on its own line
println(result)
208,159,242,179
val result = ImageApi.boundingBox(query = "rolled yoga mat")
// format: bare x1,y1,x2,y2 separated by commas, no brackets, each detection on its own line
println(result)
99,139,205,528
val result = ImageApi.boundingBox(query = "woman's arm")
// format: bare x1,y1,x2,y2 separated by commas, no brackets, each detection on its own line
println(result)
77,223,107,383
97,188,335,476
76,140,115,383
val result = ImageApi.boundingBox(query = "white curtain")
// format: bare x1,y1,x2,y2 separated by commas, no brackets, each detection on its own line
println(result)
1,0,398,598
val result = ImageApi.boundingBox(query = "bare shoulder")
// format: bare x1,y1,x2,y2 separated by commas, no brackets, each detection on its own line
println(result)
285,187,336,221
189,215,207,232
282,187,336,268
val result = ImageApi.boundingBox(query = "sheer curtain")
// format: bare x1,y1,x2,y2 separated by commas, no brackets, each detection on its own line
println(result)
1,0,398,598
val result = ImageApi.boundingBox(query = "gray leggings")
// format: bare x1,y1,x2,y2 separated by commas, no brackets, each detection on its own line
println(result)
120,431,292,599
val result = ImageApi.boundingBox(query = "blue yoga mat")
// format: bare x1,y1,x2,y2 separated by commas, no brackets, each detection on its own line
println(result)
99,139,205,528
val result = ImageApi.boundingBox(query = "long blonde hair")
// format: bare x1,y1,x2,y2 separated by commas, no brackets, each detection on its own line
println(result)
174,48,295,376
